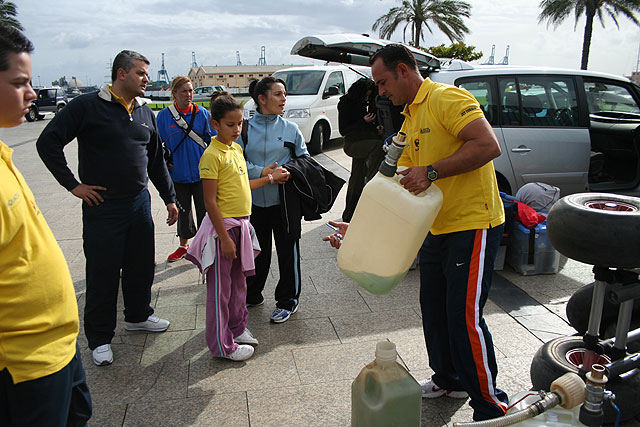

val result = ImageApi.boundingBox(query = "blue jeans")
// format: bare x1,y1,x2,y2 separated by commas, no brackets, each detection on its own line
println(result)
82,190,155,349
419,225,509,421
0,345,92,427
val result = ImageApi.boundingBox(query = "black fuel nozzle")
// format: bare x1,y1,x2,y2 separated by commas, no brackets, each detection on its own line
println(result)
379,132,407,177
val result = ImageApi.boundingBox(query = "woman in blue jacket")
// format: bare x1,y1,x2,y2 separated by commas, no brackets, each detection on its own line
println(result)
157,76,213,261
239,77,309,323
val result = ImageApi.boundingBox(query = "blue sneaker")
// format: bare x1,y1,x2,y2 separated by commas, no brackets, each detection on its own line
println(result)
270,305,298,323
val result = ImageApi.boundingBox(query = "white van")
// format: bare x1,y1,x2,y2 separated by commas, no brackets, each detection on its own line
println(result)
193,85,226,102
290,33,640,196
243,64,368,154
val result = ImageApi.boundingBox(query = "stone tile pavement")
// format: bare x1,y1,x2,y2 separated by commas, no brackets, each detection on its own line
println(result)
2,118,638,426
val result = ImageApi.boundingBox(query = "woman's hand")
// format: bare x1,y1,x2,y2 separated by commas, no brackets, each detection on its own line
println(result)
364,112,376,123
220,236,237,259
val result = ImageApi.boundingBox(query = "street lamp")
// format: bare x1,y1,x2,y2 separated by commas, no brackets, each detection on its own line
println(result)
38,75,41,87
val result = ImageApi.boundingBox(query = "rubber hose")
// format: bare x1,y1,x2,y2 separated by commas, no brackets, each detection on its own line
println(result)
453,394,560,427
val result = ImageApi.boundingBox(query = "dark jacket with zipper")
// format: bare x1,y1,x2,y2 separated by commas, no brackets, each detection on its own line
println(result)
36,87,176,205
279,154,345,239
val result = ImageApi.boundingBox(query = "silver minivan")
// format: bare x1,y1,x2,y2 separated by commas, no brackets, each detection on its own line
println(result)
292,34,640,196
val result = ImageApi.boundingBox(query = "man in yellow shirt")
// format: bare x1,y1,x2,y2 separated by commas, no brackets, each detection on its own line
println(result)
0,27,91,426
371,44,508,421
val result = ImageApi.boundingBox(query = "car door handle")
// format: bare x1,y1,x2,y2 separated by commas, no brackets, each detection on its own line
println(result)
511,147,532,153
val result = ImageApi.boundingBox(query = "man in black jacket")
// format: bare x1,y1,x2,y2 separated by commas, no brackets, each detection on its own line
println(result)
37,50,178,367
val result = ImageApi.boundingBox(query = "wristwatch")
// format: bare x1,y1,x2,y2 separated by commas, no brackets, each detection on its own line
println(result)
426,165,439,182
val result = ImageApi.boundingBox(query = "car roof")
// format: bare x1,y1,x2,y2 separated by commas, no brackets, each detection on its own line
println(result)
291,34,631,83
432,62,631,83
290,33,440,70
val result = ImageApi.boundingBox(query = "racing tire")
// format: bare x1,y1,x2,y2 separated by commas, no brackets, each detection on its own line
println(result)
308,122,327,155
546,193,640,268
566,282,640,336
25,107,37,122
530,336,640,422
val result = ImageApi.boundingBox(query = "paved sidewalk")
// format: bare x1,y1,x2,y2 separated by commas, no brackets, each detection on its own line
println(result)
3,119,638,426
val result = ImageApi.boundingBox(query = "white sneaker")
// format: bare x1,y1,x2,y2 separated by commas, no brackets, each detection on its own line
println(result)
125,315,170,332
234,328,258,346
223,344,254,361
92,344,113,366
418,378,468,399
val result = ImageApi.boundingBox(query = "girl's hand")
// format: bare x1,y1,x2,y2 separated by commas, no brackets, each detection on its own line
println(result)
220,237,237,259
272,166,290,184
262,162,278,177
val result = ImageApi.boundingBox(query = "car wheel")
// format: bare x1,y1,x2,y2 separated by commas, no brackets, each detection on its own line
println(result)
546,193,640,268
530,336,640,422
56,104,65,113
309,122,327,155
25,107,37,122
496,174,511,195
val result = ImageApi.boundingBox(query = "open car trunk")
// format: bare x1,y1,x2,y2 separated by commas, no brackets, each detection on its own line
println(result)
290,33,441,71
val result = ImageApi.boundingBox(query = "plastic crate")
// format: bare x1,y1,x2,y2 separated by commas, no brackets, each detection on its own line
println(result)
506,221,560,275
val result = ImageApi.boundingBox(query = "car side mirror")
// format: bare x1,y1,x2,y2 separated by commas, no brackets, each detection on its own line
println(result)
323,86,339,99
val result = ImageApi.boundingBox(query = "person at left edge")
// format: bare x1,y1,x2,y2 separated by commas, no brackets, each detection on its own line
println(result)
157,76,213,262
0,26,92,426
36,50,178,367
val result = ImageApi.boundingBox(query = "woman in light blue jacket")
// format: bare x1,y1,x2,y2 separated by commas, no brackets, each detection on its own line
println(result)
239,77,309,323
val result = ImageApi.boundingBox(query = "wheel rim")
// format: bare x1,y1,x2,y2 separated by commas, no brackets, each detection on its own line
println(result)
565,348,611,369
584,200,638,212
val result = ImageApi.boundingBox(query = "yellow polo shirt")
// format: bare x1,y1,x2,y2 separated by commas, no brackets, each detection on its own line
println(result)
398,78,504,234
199,138,252,217
0,141,78,383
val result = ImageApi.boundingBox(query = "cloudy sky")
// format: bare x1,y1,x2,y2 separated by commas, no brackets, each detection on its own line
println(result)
15,0,640,87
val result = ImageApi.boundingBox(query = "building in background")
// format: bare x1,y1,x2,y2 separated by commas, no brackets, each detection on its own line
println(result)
188,65,305,92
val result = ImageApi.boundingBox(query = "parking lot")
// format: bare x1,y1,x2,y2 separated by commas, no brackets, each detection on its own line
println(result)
2,115,638,426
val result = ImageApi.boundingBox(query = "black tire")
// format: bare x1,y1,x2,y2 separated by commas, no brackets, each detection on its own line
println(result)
546,193,640,268
36,113,45,120
56,104,65,113
566,282,640,336
308,122,327,155
25,107,37,122
530,336,640,422
496,174,511,195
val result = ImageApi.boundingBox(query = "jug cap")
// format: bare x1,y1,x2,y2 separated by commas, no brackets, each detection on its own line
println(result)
375,341,397,361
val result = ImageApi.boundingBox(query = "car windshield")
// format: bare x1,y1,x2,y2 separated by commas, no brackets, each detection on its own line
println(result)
273,70,325,95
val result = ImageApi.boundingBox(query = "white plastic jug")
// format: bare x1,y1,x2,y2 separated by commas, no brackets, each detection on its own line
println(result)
337,133,443,295
351,341,422,427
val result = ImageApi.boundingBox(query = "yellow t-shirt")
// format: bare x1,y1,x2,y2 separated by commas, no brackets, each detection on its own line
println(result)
398,78,504,234
0,141,79,383
199,137,252,217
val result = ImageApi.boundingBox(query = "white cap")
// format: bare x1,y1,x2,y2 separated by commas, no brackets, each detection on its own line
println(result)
375,341,397,361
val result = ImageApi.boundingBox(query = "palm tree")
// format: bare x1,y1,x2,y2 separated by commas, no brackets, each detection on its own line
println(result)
372,0,471,47
0,0,23,31
538,0,640,70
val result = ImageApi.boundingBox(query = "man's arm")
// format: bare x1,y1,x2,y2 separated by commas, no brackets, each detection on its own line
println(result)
398,117,501,194
36,99,107,205
147,116,177,204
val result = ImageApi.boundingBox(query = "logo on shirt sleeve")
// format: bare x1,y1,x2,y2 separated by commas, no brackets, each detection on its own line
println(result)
461,106,478,117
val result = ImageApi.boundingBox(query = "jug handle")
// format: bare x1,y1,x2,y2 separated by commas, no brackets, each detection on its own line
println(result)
362,370,384,410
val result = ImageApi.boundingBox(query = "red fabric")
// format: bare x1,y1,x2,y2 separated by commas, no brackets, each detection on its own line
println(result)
514,200,546,229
